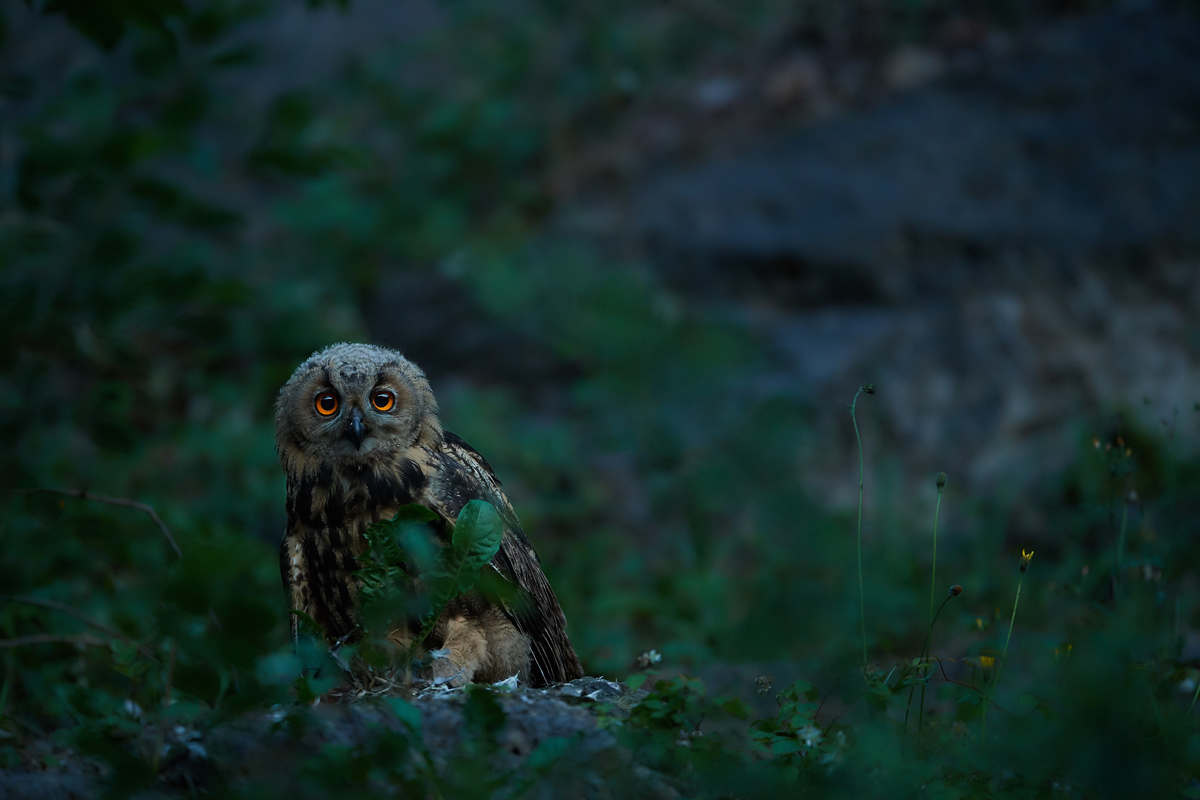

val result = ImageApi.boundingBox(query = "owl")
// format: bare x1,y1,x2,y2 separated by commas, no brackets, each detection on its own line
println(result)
275,342,583,687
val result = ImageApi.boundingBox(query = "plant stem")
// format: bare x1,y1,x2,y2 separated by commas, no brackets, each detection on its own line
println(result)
984,571,1026,747
999,576,1024,679
930,488,943,627
850,388,869,667
1116,497,1129,576
905,591,955,736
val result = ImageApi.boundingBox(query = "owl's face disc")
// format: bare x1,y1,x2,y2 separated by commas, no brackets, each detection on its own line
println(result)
276,343,440,471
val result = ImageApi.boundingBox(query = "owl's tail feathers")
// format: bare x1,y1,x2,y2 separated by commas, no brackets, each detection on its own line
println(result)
525,612,584,687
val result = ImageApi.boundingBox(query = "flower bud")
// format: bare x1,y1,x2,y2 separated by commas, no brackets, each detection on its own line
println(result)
860,383,876,395
936,472,947,490
1020,549,1034,572
949,584,963,597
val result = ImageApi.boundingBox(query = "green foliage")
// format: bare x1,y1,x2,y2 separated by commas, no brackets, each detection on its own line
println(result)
355,504,439,643
356,499,506,653
3,0,1200,797
423,500,506,621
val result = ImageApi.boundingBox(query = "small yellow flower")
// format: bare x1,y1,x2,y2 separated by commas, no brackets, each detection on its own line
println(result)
976,617,984,630
1020,549,1034,572
980,656,995,669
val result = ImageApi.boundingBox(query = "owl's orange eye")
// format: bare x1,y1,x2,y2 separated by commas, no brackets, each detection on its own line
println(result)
314,392,339,417
371,390,395,412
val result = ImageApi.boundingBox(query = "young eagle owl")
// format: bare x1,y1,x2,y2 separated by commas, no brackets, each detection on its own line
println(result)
275,343,583,687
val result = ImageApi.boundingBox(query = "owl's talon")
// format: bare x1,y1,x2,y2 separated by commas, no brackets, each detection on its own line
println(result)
432,660,471,688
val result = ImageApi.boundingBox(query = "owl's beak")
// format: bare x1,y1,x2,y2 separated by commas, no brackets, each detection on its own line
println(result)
345,407,368,450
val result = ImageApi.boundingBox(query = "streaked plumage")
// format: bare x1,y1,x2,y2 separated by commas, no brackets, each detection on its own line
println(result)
275,343,583,687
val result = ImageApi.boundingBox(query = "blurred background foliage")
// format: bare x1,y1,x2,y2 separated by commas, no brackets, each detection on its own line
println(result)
2,0,1200,796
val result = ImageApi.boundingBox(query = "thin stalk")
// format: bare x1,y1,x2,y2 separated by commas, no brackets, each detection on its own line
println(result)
918,476,947,736
917,598,948,734
984,551,1032,747
905,588,957,737
995,574,1024,686
1116,498,1129,576
929,478,946,626
850,385,874,666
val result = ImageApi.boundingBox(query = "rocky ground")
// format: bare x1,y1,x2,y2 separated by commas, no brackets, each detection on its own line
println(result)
0,677,677,800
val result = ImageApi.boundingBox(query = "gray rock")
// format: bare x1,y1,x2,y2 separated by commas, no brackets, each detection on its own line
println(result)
636,7,1200,294
626,5,1200,518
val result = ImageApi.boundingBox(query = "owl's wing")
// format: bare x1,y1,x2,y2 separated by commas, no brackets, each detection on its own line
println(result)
426,430,584,686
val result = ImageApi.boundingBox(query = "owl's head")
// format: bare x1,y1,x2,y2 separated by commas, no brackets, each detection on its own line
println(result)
275,343,442,474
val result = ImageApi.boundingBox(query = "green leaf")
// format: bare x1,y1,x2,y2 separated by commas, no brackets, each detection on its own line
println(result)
625,673,650,691
428,499,505,609
771,738,798,755
288,608,322,637
408,500,505,649
110,640,138,666
956,700,984,722
463,685,507,748
779,680,819,703
386,697,423,731
358,504,441,630
718,697,750,719
255,652,301,686
369,504,440,551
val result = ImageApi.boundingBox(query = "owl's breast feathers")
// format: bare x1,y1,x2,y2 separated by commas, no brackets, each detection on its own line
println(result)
281,430,583,686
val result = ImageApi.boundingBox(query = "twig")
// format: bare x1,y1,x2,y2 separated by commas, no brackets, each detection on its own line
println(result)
935,660,1012,714
0,634,109,649
1,595,157,661
15,488,182,557
850,384,875,666
928,678,1014,716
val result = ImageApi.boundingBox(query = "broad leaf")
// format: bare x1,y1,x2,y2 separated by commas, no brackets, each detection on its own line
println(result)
427,499,505,610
